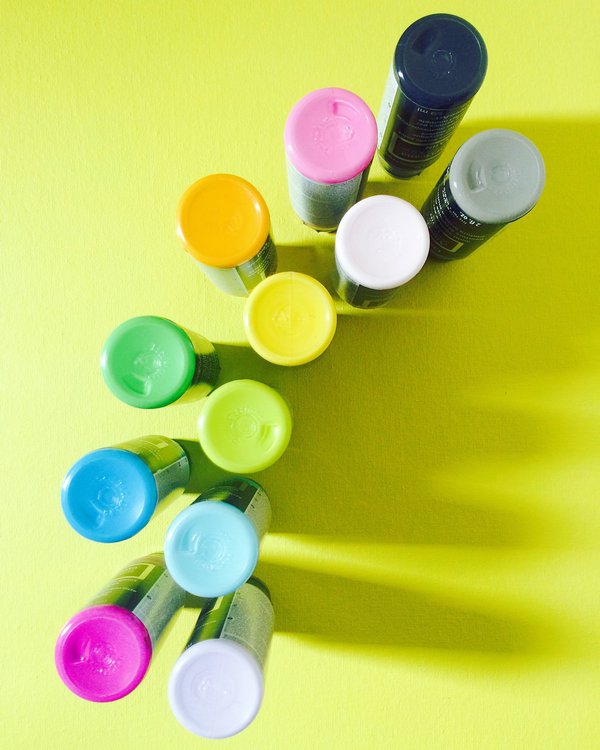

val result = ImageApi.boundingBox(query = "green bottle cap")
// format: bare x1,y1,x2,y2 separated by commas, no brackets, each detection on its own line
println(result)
101,316,197,409
197,380,293,473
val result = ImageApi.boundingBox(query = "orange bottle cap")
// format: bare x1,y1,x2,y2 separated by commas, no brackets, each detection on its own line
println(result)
177,174,271,269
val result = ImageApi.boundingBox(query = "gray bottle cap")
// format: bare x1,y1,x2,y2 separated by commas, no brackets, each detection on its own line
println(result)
448,129,545,224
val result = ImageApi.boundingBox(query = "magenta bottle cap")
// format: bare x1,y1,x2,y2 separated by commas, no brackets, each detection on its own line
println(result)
285,88,377,184
55,605,152,702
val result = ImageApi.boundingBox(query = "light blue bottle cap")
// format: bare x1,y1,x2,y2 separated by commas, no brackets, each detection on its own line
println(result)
164,501,259,597
61,449,158,543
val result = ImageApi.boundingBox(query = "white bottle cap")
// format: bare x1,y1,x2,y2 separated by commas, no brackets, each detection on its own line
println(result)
168,640,264,739
335,195,429,290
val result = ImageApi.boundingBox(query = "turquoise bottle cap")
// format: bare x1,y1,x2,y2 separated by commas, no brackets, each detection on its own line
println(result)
101,316,197,409
197,380,293,473
61,448,158,543
165,501,259,597
449,129,546,224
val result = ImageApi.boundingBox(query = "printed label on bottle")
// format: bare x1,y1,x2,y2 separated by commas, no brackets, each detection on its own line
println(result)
131,566,185,647
286,157,368,231
113,436,190,503
378,73,472,175
237,236,278,291
152,455,190,503
182,328,221,390
421,165,506,259
334,258,397,309
196,261,249,297
195,237,277,296
86,553,185,647
192,479,271,540
377,62,399,149
185,580,274,670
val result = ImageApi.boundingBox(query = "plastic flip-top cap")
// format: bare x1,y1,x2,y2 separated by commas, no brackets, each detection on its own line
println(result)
165,501,259,597
177,174,271,269
449,129,546,224
396,14,487,108
197,380,292,473
55,605,152,702
244,272,337,366
101,316,197,409
61,448,158,543
336,195,430,290
285,87,377,183
168,640,264,739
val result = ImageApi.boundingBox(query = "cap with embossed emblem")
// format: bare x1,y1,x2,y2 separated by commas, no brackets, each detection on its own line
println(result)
285,87,377,184
61,448,158,543
197,380,292,473
448,129,546,224
100,316,200,409
336,195,429,291
244,272,337,366
55,604,152,702
177,174,271,269
168,636,264,738
165,501,259,597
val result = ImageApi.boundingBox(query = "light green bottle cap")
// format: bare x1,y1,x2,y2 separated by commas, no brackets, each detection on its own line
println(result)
197,380,293,473
101,316,196,409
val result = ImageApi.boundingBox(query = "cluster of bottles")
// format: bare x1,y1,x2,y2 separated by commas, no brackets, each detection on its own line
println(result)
55,13,546,740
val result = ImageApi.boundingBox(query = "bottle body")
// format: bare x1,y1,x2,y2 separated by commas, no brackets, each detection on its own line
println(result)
421,129,546,260
284,88,377,231
165,478,271,596
168,578,274,739
192,234,277,296
377,14,487,178
55,553,185,702
61,435,190,542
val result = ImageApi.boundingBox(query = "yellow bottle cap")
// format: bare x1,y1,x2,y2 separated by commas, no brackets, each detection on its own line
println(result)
177,174,270,269
243,272,337,366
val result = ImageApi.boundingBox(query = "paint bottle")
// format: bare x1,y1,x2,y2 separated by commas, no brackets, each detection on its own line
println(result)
168,577,274,739
61,435,190,543
197,380,292,473
177,174,277,296
244,272,337,366
165,478,271,597
422,129,546,260
55,552,185,702
101,316,220,409
284,88,377,231
334,195,429,308
377,14,487,178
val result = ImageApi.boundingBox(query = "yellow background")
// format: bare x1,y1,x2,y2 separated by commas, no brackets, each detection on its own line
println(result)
2,1,600,748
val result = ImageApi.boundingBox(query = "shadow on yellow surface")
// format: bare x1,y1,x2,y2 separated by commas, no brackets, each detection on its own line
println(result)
254,560,561,665
170,119,599,679
278,118,599,318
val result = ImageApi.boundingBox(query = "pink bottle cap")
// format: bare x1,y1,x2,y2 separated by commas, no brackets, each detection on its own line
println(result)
284,88,377,184
55,605,152,702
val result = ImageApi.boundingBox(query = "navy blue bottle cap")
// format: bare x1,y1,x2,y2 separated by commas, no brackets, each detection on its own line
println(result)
395,14,487,109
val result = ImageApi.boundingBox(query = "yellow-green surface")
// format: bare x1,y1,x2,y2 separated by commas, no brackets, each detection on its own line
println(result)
2,1,599,748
